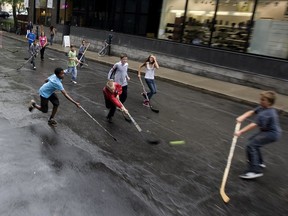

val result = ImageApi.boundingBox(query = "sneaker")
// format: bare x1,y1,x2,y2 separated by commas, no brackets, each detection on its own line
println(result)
247,160,266,168
28,99,36,112
143,100,150,107
71,80,77,84
48,118,57,126
106,116,113,123
33,66,36,70
239,172,263,179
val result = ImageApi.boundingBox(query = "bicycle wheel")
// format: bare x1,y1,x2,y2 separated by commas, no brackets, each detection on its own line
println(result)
98,45,108,57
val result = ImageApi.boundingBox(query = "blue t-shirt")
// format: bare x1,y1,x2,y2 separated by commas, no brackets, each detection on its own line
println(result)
254,106,282,136
39,74,64,98
27,32,36,45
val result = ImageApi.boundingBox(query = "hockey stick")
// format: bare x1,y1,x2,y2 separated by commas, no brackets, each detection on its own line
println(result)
220,122,241,203
17,55,34,70
80,106,117,141
118,100,160,145
138,77,159,113
76,43,90,67
121,111,132,123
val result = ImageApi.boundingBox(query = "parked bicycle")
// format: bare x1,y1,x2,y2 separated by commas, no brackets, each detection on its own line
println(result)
98,32,113,57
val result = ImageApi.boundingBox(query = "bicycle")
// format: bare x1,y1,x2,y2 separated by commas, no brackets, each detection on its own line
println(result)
98,40,109,57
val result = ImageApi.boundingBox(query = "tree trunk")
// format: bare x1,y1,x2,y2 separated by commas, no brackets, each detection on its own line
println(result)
12,5,18,31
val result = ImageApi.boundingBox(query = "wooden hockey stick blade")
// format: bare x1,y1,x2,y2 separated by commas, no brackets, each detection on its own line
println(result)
220,122,241,203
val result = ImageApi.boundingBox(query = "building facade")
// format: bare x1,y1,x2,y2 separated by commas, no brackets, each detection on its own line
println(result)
29,0,288,60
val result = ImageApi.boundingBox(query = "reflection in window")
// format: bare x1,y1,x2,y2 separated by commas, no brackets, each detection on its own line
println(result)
248,0,288,59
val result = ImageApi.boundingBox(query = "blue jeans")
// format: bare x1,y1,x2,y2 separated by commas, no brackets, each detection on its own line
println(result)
64,66,77,81
246,131,279,173
145,78,157,100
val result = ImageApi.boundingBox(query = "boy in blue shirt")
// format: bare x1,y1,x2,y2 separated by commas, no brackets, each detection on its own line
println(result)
26,29,36,48
235,91,282,179
28,67,80,126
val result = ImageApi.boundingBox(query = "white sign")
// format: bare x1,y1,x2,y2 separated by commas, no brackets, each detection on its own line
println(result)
47,0,53,8
63,35,70,47
24,0,29,8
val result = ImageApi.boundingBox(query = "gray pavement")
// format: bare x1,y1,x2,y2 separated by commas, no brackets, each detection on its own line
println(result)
1,35,288,216
3,31,288,115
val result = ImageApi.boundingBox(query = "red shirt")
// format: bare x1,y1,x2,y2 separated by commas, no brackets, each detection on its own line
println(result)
103,82,123,108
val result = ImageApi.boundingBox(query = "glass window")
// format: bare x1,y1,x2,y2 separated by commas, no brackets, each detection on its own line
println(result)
248,0,288,59
184,0,216,45
210,0,254,52
158,0,186,41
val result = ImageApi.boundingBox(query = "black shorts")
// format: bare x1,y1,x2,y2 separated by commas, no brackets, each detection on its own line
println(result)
40,93,59,113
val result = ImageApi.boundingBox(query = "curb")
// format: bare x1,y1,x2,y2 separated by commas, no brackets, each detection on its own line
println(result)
3,33,287,116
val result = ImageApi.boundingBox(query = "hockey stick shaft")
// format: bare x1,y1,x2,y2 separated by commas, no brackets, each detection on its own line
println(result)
220,122,241,203
118,100,142,132
138,77,159,113
80,106,117,141
76,43,90,66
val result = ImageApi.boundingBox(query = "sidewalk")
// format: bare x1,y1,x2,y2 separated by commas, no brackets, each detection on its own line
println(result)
3,31,288,114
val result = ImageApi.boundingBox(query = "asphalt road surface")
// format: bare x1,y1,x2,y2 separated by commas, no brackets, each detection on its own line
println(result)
0,37,288,216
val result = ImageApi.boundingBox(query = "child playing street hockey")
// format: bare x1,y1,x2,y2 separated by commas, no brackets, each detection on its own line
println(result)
234,91,282,179
64,45,81,84
138,54,159,107
107,53,130,104
28,67,80,126
77,40,87,68
29,40,41,70
103,80,128,123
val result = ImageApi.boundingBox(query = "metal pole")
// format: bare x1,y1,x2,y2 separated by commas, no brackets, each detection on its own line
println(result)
208,0,220,46
244,0,258,52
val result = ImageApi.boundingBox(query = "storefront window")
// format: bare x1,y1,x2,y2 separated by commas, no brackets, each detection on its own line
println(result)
210,0,254,52
248,0,288,59
184,0,216,45
158,0,186,41
59,0,73,25
35,0,54,26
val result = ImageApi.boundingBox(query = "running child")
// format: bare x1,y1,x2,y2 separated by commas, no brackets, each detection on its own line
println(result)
103,80,128,123
29,39,41,70
137,54,159,107
234,91,282,179
64,45,81,84
107,53,130,104
28,67,80,126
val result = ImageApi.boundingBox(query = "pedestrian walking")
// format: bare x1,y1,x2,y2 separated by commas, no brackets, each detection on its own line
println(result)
103,80,128,123
64,45,81,84
29,40,41,70
107,53,130,104
39,31,48,61
234,91,282,179
77,40,87,68
26,21,33,35
137,54,159,107
49,25,56,45
28,67,80,126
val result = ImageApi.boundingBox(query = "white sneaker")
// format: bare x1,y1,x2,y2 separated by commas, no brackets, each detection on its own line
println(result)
71,80,77,84
239,172,263,179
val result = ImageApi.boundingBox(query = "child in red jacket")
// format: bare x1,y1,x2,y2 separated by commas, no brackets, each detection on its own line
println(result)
103,80,128,123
